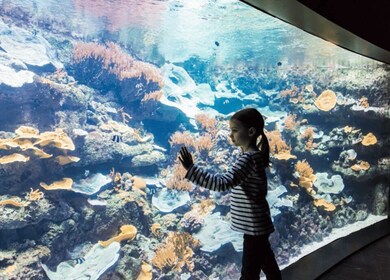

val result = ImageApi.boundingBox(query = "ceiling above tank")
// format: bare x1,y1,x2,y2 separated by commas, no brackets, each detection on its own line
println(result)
241,0,390,65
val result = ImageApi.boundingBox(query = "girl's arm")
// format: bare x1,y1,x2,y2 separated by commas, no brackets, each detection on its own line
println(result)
179,146,256,192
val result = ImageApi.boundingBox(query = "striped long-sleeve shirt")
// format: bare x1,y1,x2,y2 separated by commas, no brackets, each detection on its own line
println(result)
185,150,274,236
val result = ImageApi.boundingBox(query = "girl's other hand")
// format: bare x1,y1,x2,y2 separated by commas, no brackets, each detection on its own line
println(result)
178,146,194,170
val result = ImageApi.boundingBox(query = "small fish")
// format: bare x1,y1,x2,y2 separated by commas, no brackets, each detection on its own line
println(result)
74,257,85,265
277,61,282,66
112,135,123,143
215,41,220,47
84,170,90,177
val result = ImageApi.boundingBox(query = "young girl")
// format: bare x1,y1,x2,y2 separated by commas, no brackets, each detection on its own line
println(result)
178,108,282,280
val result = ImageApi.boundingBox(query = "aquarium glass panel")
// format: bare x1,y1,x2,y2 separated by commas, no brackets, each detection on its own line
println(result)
0,0,389,279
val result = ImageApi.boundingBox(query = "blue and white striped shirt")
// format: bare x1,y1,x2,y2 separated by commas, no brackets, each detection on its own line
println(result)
185,151,274,236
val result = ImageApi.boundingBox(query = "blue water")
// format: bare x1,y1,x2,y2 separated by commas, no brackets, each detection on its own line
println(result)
0,0,389,279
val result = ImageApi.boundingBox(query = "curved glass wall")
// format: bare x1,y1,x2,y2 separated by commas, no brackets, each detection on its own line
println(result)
0,0,389,279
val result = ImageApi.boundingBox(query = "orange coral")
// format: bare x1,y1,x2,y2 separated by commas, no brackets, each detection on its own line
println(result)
314,89,337,111
0,153,30,164
136,262,153,280
169,131,195,148
279,85,299,99
141,90,163,102
295,160,316,195
165,163,193,191
266,130,296,160
152,232,199,272
55,155,80,165
131,176,147,195
99,225,137,247
313,198,336,211
194,134,213,154
34,128,75,151
195,113,217,134
40,178,73,190
361,132,377,146
27,188,44,201
73,42,163,87
301,127,315,150
0,199,25,207
284,114,297,130
150,223,162,237
351,160,370,171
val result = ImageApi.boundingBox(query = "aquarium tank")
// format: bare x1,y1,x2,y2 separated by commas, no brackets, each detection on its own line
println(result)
0,0,389,279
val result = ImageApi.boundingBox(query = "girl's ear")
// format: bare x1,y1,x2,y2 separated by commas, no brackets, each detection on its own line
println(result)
248,127,256,136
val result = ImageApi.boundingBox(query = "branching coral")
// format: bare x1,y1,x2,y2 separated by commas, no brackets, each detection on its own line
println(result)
266,130,296,160
165,162,193,191
284,114,297,131
72,42,163,102
152,232,199,272
295,160,316,195
27,188,44,202
194,134,213,154
301,127,315,150
195,113,218,135
169,131,195,148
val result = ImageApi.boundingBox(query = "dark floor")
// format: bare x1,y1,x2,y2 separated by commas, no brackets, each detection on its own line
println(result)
315,234,390,280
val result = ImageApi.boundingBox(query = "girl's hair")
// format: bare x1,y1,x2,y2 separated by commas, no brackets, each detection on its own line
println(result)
231,108,270,167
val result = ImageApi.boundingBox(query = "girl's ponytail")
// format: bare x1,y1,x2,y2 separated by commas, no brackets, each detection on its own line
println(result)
257,131,270,168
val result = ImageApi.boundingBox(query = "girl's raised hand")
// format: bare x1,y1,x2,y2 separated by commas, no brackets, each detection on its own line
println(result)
178,146,194,170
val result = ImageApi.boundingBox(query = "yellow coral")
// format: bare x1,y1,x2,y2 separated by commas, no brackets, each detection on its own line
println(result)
27,188,44,201
313,198,336,211
314,89,337,111
152,242,178,270
165,163,193,191
295,160,316,195
284,114,297,130
34,128,75,150
152,232,199,272
150,223,162,236
0,199,25,207
55,155,80,165
0,153,30,164
361,132,377,146
195,113,217,134
99,225,137,247
351,160,370,171
266,130,296,160
136,262,153,280
40,178,73,190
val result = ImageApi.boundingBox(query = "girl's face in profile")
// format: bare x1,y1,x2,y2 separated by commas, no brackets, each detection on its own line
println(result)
229,119,251,148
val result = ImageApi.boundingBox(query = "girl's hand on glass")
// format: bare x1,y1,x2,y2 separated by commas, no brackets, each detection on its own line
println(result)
178,146,194,170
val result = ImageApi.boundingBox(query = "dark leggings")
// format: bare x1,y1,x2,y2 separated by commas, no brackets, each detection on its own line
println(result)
240,234,282,280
